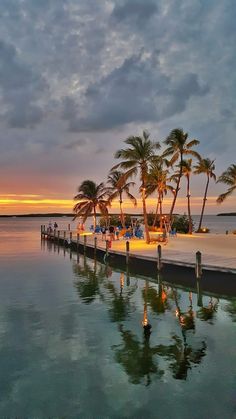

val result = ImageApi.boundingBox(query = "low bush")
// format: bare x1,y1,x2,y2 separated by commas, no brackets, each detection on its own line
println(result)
172,214,194,234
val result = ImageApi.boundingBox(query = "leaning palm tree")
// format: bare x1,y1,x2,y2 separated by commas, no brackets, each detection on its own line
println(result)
181,159,193,234
106,170,137,228
73,180,108,228
194,158,216,232
146,160,174,230
113,130,160,243
216,164,236,204
163,128,200,227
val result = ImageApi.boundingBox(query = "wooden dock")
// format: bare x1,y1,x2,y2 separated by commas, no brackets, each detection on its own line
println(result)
41,226,236,297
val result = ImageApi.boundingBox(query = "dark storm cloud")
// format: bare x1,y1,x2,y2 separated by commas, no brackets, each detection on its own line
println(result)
0,0,235,178
0,40,46,128
111,0,158,25
64,51,207,132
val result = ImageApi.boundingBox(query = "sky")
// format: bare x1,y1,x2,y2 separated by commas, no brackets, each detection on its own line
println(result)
0,0,235,215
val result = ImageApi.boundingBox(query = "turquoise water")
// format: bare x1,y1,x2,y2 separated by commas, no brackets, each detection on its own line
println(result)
0,219,236,418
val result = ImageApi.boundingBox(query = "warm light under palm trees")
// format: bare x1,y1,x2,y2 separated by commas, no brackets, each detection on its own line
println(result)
163,128,200,226
113,130,160,243
106,170,137,228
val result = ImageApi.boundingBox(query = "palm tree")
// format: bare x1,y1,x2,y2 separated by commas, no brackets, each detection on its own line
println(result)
73,180,108,228
216,164,236,204
194,158,216,232
146,160,174,230
181,159,193,234
113,130,160,243
106,170,137,228
163,128,200,227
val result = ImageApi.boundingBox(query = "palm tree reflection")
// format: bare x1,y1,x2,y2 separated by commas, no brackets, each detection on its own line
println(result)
142,275,170,315
72,255,207,383
113,325,164,386
197,297,219,323
105,272,137,323
73,256,106,304
222,299,236,322
157,290,207,380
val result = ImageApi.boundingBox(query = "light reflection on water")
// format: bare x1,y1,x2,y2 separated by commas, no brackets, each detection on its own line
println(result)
0,220,236,418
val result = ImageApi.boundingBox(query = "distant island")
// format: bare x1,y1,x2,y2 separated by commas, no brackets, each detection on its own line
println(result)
217,213,236,216
0,212,143,218
0,213,74,218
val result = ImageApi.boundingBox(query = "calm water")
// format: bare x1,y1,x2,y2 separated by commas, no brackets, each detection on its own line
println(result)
0,218,236,418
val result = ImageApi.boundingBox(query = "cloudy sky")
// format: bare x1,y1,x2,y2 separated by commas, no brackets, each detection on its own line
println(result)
0,0,235,214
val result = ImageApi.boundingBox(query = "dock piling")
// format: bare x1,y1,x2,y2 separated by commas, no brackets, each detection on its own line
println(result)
63,231,66,245
84,235,87,253
105,239,109,260
157,245,162,272
77,233,80,250
195,251,202,279
126,241,130,264
94,236,97,252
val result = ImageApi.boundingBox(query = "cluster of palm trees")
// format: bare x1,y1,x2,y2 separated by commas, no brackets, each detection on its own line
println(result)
73,128,236,243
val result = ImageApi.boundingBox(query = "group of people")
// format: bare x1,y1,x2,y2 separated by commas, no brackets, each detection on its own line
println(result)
101,225,120,241
47,221,58,233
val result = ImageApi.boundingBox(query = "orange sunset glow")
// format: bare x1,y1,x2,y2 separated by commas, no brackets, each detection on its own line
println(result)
0,194,235,215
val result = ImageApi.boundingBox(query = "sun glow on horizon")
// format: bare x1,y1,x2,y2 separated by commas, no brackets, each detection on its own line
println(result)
0,194,235,215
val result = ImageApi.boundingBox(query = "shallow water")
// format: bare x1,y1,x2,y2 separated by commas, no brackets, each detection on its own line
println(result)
0,219,236,418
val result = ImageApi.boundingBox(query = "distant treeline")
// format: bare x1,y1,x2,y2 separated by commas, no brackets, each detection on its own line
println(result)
217,213,236,216
0,212,142,218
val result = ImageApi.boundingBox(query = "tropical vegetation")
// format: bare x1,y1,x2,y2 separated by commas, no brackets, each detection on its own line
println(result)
72,128,235,240
112,130,160,243
73,180,108,228
194,158,216,232
217,164,236,204
106,170,137,228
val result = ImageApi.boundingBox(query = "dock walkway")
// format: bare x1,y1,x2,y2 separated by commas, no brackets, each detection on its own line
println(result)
41,228,236,274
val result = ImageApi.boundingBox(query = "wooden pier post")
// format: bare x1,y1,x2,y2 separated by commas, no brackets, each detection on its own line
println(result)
195,251,202,279
84,235,87,253
57,230,60,241
41,225,43,236
94,236,97,252
63,231,66,245
69,232,72,243
68,224,70,231
157,245,162,272
126,241,130,264
196,280,203,307
105,239,109,259
77,233,80,250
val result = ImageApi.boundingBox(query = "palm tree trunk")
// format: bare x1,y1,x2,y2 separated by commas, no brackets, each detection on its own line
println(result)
197,175,209,232
142,187,150,244
186,175,192,234
153,195,159,227
93,205,97,229
159,192,163,230
119,192,125,228
169,153,183,227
